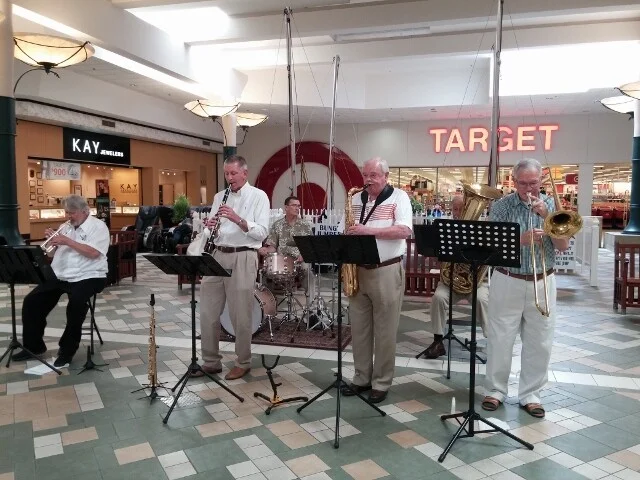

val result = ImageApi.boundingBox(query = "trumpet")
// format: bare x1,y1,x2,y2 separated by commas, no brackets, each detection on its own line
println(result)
40,221,72,254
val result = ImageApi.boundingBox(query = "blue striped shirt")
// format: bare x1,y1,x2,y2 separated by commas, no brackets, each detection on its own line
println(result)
489,193,556,275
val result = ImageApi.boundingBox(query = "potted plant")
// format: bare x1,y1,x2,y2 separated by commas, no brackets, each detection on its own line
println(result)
172,194,191,224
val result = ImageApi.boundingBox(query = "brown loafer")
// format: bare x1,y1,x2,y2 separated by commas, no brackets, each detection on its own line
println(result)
225,366,250,380
190,365,222,378
368,389,388,404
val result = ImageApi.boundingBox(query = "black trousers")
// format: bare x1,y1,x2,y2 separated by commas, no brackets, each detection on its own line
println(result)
21,277,106,358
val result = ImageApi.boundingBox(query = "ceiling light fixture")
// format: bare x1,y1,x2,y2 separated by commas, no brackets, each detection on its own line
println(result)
184,99,239,146
236,112,268,145
13,33,94,93
600,96,635,115
619,81,640,100
184,99,239,119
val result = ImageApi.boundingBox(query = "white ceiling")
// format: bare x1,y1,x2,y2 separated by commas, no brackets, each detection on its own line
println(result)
9,0,640,126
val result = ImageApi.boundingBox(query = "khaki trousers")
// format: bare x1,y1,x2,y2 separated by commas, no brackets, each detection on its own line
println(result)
348,261,404,391
200,250,258,370
430,282,489,337
484,270,557,406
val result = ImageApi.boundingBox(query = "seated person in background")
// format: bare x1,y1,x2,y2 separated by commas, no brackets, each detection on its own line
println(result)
166,212,193,253
258,196,313,288
423,195,489,359
12,195,110,367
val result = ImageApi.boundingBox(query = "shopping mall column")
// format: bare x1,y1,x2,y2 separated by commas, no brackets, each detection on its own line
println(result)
222,113,237,159
0,0,22,245
623,99,640,234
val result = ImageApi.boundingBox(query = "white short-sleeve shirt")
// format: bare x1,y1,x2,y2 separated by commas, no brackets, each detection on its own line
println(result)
51,215,110,282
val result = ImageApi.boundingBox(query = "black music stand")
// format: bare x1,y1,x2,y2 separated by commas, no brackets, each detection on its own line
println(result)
433,219,533,462
413,225,486,375
0,246,62,375
143,254,244,424
293,234,386,449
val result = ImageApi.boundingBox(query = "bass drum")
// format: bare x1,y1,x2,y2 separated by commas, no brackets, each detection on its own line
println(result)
220,286,276,339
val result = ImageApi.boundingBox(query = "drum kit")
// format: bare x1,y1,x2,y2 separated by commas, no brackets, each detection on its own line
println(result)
220,251,338,342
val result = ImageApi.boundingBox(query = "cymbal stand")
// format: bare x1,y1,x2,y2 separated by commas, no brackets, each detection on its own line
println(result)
302,267,335,336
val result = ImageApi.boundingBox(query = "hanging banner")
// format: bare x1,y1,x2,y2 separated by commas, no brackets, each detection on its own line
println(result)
42,161,81,180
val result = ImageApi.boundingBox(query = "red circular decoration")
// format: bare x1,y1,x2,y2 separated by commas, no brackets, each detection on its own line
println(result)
255,141,362,208
296,182,326,211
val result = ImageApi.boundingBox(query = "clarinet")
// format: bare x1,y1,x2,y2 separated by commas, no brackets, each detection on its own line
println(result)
204,185,231,254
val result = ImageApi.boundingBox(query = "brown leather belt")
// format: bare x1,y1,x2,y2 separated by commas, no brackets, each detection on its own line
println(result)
361,256,402,270
495,267,554,281
215,246,256,253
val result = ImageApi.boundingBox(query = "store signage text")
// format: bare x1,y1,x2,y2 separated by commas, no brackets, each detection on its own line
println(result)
120,184,138,194
42,161,81,180
63,127,131,166
429,124,559,153
72,139,124,158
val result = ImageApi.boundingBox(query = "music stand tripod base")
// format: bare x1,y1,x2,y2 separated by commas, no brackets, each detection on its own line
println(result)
143,254,245,424
433,219,532,461
0,246,62,375
293,234,386,449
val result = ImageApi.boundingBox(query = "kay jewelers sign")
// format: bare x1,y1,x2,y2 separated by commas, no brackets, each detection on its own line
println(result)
42,161,81,180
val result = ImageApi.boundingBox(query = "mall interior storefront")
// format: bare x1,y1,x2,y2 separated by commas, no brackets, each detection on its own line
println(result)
17,120,217,240
391,165,631,227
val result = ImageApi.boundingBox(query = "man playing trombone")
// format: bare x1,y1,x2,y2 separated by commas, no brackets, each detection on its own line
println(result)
12,195,109,367
482,158,570,419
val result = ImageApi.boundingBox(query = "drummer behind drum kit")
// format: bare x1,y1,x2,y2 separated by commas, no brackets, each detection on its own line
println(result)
220,250,338,343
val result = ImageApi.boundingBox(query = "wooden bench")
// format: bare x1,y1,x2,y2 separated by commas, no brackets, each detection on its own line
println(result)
107,230,137,285
405,238,440,297
614,242,640,313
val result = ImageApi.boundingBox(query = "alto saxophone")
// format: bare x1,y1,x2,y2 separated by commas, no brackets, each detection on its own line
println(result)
342,185,367,297
147,294,158,387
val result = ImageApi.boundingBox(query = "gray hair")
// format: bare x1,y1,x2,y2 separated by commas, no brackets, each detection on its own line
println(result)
224,154,248,171
62,194,89,213
363,157,390,174
512,158,542,179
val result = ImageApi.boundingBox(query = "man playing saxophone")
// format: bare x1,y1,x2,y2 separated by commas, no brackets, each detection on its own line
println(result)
196,155,270,381
482,158,570,419
423,194,489,359
11,195,109,367
341,157,412,404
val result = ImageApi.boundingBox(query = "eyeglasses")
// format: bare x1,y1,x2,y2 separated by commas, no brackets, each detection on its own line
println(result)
515,180,541,188
362,172,385,179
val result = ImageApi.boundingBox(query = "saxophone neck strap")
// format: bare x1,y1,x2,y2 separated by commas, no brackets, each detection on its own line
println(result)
359,184,394,225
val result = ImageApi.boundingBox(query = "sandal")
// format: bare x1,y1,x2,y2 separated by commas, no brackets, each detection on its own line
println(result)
481,396,502,411
521,403,545,418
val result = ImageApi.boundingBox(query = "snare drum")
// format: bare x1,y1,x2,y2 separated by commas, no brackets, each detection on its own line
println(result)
264,253,297,279
220,286,276,338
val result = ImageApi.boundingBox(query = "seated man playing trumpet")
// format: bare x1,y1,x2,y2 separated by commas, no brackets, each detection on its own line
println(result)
482,158,572,419
12,195,110,367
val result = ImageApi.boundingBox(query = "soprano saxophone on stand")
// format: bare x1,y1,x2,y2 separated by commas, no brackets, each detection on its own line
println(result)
148,293,158,387
131,293,165,403
203,185,232,254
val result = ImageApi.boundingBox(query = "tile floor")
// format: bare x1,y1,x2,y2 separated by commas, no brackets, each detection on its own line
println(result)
1,249,640,479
